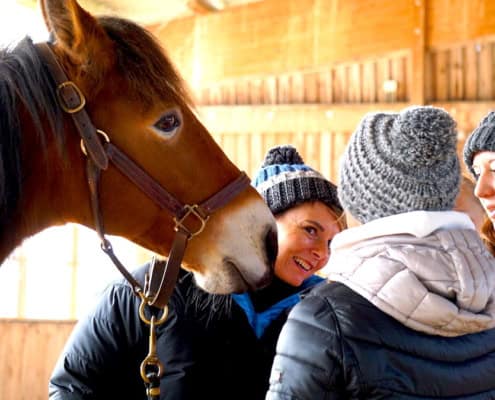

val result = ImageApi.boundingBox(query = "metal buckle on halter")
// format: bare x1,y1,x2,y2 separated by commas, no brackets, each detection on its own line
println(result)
173,204,209,238
80,129,110,156
56,81,86,113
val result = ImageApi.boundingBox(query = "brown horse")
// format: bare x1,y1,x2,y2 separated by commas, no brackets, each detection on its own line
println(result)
0,0,277,295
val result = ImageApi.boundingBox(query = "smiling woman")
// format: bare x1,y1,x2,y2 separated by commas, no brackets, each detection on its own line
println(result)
47,144,345,400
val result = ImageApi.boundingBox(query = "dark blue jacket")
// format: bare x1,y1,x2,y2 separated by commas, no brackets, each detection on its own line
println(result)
267,282,495,399
49,263,323,400
49,265,198,399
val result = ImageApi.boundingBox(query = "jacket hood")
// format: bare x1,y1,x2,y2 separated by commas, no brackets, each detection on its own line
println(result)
326,211,495,337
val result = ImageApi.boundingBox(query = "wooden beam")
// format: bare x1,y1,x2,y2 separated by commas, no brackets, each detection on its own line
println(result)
198,101,495,135
410,0,426,104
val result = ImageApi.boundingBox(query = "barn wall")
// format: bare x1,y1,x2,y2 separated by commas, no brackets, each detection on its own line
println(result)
152,0,495,86
0,319,75,400
149,0,495,182
6,1,495,399
154,0,419,85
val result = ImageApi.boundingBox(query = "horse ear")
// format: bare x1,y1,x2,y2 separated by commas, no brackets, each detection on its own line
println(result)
39,0,114,72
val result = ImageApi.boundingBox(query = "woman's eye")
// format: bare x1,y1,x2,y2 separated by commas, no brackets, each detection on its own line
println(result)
304,226,318,236
153,111,181,137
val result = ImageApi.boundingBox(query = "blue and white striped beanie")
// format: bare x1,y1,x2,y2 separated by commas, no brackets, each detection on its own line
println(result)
253,145,341,215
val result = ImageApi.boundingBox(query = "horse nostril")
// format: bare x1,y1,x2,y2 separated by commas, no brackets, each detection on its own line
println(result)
265,226,278,267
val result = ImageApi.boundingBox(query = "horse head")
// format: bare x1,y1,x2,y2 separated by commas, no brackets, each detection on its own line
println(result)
0,0,277,294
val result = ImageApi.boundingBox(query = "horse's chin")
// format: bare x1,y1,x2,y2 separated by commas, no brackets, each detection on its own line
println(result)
188,259,273,294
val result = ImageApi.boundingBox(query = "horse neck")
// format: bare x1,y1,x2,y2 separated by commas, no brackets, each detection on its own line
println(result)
0,124,91,264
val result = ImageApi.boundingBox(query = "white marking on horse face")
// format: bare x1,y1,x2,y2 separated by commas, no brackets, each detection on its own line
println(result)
184,196,276,294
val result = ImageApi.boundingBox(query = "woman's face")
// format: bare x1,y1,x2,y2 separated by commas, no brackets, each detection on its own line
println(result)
472,151,495,224
274,201,342,287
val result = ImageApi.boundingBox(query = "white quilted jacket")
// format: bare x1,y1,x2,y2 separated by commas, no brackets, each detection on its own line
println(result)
327,211,495,337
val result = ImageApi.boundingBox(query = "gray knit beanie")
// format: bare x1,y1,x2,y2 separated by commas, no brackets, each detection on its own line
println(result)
463,111,495,176
338,106,460,224
253,145,341,216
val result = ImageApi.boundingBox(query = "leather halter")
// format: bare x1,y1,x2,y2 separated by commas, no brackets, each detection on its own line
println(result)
35,42,250,308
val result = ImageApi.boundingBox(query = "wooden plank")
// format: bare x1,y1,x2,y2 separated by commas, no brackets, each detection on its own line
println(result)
209,85,222,105
333,131,349,179
391,55,407,102
318,69,332,103
290,73,304,104
249,79,263,104
249,133,264,176
333,65,346,103
479,42,494,100
235,80,249,105
319,131,334,181
221,82,236,104
410,0,425,104
236,134,251,173
0,320,75,400
434,49,449,101
456,46,466,101
303,71,319,103
376,57,391,102
201,103,409,135
277,75,291,103
424,51,434,103
464,43,479,100
362,61,377,103
349,64,362,103
199,87,210,105
263,76,278,105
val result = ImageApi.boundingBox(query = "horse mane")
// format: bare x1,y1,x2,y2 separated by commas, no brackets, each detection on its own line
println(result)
0,37,63,229
0,16,194,231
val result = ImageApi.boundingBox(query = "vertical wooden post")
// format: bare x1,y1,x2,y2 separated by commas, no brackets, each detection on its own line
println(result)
410,0,426,104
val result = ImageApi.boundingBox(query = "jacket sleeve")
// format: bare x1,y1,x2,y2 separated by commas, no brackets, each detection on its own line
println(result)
48,281,143,399
49,273,195,400
265,294,345,400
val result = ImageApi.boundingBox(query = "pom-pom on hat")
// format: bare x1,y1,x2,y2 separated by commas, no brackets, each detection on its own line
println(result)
253,145,341,215
338,105,460,224
463,110,495,176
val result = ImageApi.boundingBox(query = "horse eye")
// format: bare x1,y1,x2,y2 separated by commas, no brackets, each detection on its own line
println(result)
153,111,181,137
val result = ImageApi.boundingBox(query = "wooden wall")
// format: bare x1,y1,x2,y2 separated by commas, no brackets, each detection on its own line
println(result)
148,0,495,182
4,1,495,399
0,319,75,400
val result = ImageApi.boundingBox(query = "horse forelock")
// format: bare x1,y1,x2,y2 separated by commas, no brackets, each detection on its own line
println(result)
0,37,65,230
99,17,195,112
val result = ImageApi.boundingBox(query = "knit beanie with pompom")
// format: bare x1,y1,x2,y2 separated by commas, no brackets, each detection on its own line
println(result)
338,105,460,224
253,145,341,215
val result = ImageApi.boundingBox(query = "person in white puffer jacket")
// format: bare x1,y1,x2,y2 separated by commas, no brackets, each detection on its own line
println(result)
266,106,495,400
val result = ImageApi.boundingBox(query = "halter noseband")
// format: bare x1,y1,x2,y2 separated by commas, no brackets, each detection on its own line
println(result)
35,42,250,309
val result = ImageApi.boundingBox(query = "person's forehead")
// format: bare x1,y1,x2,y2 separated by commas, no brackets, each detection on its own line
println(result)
473,150,495,165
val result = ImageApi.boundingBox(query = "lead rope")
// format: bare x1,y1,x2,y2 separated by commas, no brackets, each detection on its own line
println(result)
138,269,169,399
